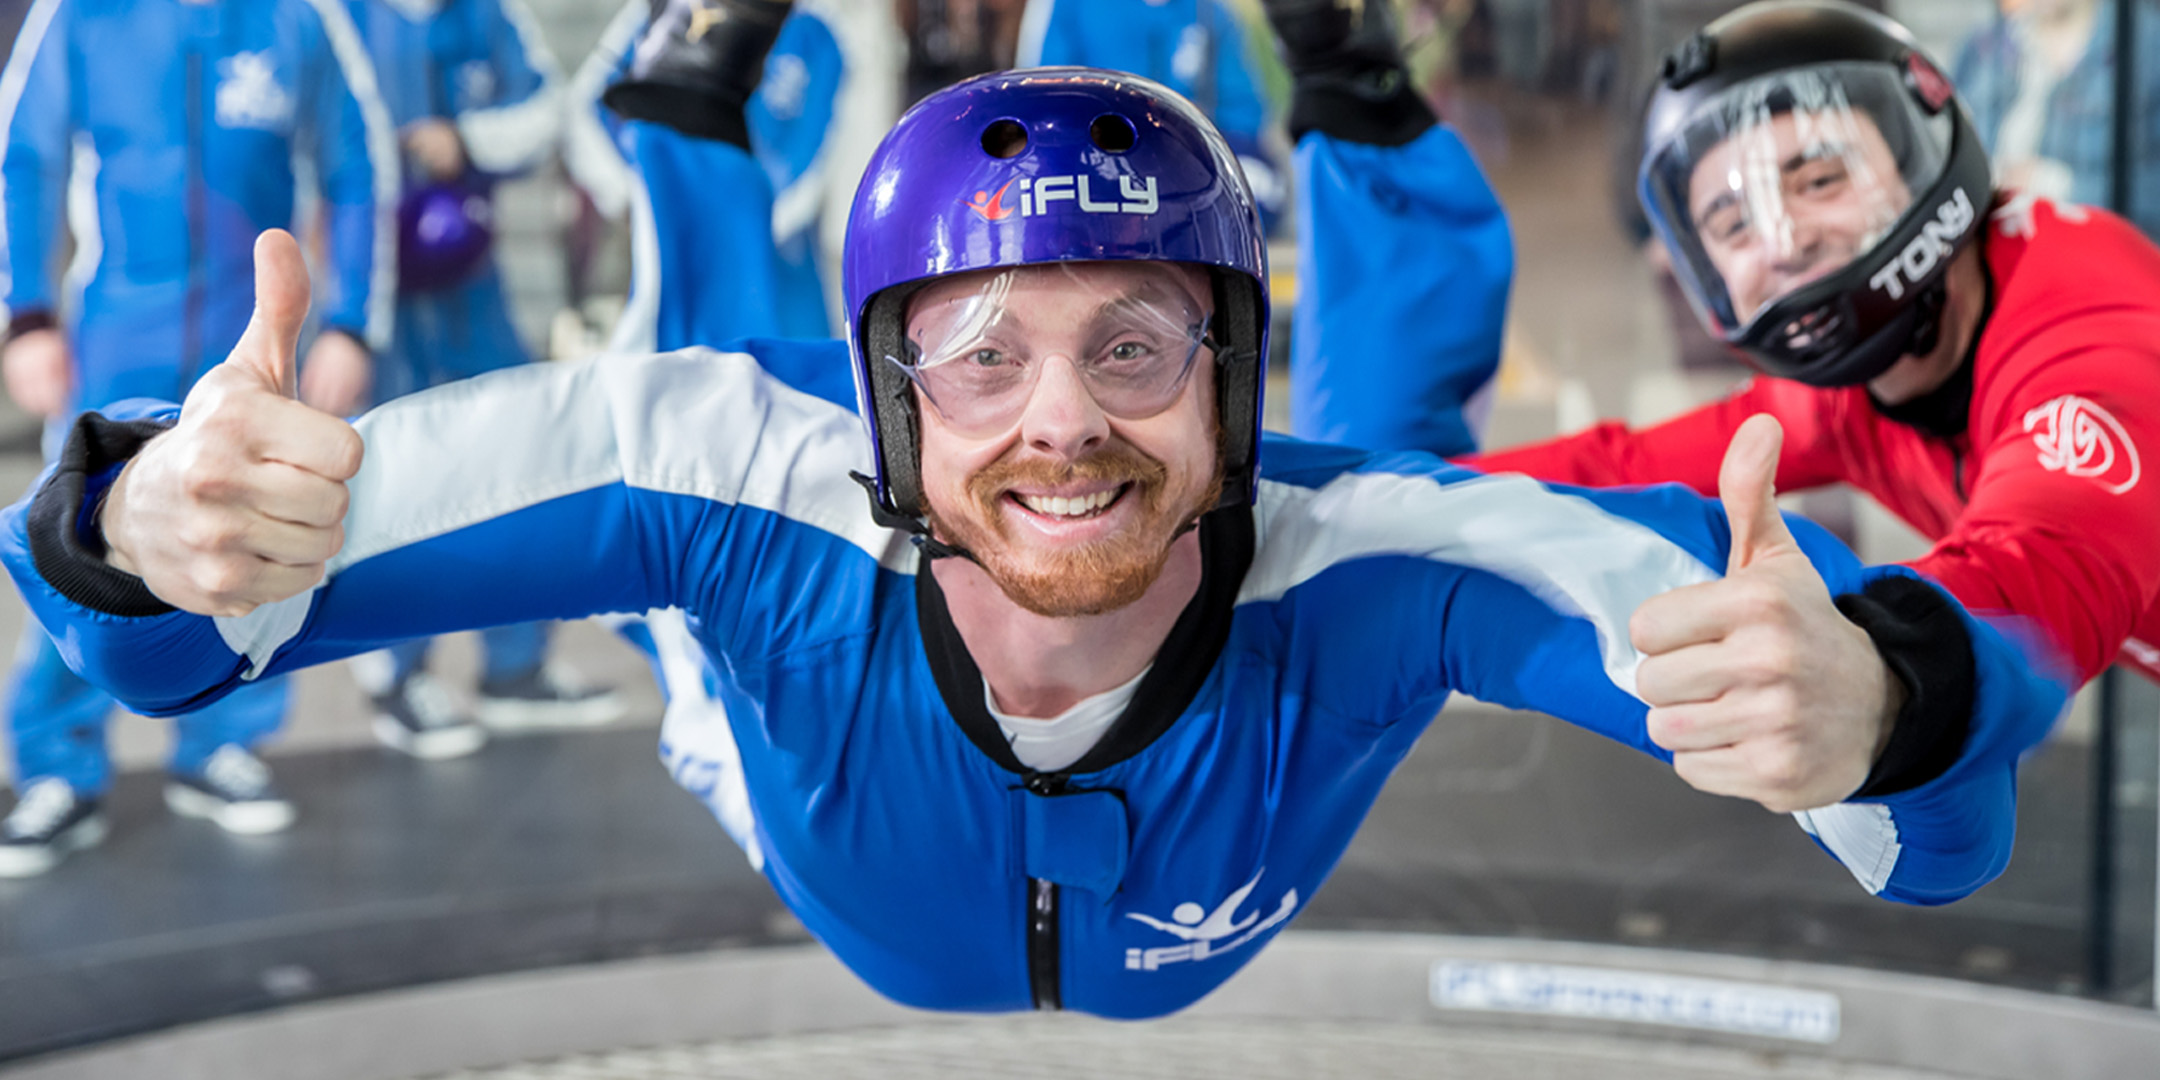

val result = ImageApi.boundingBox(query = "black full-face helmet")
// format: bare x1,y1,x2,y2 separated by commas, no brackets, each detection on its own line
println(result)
1639,0,1991,387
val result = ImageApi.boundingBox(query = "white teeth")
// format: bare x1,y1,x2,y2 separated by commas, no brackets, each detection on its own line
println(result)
1018,489,1118,518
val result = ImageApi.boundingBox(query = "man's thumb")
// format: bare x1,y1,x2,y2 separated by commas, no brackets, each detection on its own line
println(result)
1719,413,1795,573
232,230,312,397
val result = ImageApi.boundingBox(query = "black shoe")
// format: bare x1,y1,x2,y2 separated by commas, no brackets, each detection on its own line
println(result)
475,663,629,733
165,745,296,835
0,778,106,878
370,672,489,761
1260,0,1435,145
600,0,794,148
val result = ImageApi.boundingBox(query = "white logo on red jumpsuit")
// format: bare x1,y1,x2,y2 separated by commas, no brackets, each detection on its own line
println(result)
2024,395,2141,494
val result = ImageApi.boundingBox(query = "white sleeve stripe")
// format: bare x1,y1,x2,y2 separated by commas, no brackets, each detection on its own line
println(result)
770,154,827,244
227,349,917,672
1240,472,1720,698
0,0,70,306
559,0,646,221
1793,803,1900,894
301,0,399,350
607,170,660,354
457,0,563,175
1014,0,1054,68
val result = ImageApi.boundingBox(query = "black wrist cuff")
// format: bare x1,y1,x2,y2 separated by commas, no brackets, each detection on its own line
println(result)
6,309,55,342
601,82,751,151
27,412,178,618
1287,71,1438,146
1837,575,1975,799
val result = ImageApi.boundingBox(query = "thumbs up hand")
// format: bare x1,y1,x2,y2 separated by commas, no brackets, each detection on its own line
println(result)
100,230,366,617
1628,415,1902,814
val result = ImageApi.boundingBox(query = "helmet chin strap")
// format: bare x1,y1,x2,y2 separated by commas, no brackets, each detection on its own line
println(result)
849,471,980,564
1903,279,1947,362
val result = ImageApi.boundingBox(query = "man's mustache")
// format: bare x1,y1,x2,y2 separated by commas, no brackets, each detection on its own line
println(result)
968,443,1170,516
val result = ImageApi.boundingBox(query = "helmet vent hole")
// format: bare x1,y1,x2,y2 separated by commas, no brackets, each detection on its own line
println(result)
1089,113,1137,153
981,119,1029,158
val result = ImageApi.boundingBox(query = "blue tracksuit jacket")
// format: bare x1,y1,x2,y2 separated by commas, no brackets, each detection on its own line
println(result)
2,343,2068,1017
0,0,393,407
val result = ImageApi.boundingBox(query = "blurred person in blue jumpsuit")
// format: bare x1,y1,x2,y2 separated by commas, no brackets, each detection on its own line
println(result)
564,0,845,350
1015,0,1288,229
345,0,626,761
0,0,394,874
559,0,847,852
1273,0,1511,459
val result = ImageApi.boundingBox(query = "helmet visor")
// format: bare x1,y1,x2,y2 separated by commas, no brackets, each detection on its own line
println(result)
1643,62,1954,336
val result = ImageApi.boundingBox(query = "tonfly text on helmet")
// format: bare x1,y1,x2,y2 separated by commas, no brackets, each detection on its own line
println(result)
1638,0,1991,387
842,68,1270,523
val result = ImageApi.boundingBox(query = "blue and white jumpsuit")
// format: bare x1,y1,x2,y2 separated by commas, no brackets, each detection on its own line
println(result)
0,0,392,793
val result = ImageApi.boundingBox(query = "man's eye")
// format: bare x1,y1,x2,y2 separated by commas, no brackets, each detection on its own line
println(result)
1704,207,1748,242
969,348,1006,367
1793,161,1849,195
1109,341,1150,361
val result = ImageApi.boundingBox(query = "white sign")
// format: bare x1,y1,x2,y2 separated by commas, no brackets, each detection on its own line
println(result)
1431,960,1841,1044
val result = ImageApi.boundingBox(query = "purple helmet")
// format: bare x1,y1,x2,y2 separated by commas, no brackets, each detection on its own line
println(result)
843,68,1269,520
397,182,494,293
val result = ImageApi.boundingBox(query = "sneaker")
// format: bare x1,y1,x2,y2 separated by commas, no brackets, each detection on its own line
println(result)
370,671,489,760
165,745,296,835
0,778,107,878
475,663,629,732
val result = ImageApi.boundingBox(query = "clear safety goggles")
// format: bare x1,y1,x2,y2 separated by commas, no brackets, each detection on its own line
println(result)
891,264,1215,439
1642,63,1954,332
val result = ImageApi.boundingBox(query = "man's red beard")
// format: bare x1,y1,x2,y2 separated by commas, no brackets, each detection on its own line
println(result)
926,440,1223,618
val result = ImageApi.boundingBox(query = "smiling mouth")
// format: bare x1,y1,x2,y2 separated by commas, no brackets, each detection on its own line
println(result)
1008,484,1130,520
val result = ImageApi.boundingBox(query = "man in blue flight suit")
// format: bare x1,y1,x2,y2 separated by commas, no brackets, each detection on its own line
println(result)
0,0,392,875
1,0,2072,1015
345,0,625,761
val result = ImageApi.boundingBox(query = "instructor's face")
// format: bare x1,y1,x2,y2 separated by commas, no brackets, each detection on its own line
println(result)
1688,110,1912,322
910,262,1224,618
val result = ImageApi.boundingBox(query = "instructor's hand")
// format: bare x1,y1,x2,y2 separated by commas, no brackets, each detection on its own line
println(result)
1629,415,1900,814
101,230,364,617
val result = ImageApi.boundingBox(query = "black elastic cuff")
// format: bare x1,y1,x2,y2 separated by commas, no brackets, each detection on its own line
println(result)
600,82,751,151
1837,576,1976,799
27,412,178,617
7,309,55,342
1287,72,1437,146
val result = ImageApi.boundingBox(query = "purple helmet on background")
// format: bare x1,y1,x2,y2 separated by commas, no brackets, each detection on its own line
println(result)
397,182,494,293
843,68,1270,521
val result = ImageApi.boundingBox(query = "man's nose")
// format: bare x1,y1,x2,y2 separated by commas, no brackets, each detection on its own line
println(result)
1017,355,1109,460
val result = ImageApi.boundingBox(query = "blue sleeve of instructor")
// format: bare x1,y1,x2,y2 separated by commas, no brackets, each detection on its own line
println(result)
1289,113,1513,457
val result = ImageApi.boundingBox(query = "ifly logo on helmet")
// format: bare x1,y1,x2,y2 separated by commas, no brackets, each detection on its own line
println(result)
1868,188,1975,300
965,175,1161,222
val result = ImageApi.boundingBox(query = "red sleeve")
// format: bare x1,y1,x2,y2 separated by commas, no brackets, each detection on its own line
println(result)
1459,376,1849,495
1909,354,2160,684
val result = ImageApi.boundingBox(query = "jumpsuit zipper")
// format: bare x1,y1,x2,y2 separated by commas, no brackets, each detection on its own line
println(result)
1024,772,1064,1010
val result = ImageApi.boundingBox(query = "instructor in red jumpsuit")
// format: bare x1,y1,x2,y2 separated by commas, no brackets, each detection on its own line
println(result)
1470,0,2160,686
